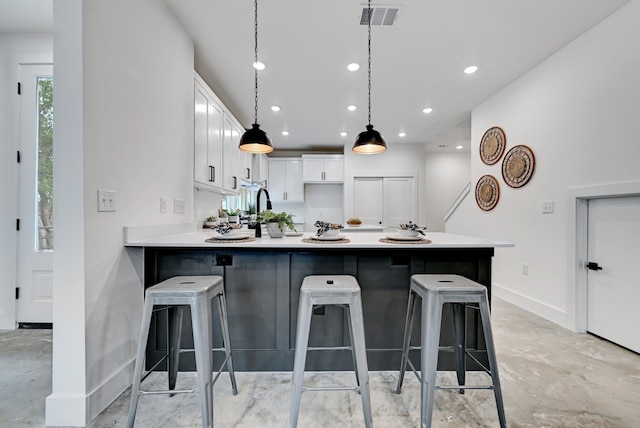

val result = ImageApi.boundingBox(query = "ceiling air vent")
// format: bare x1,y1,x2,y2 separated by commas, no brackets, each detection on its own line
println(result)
360,4,401,26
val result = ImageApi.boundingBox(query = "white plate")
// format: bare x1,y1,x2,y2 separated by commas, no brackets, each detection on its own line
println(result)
311,234,345,241
212,233,250,240
285,231,303,237
386,234,424,241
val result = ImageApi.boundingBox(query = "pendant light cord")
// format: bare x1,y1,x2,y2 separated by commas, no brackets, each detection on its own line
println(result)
367,1,372,127
254,0,259,125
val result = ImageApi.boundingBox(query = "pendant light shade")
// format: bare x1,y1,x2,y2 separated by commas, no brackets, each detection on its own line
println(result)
239,0,273,154
353,125,386,154
353,0,386,154
239,123,273,153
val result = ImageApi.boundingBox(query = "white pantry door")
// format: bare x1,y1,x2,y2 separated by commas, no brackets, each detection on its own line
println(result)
16,64,54,323
353,177,383,225
587,196,640,353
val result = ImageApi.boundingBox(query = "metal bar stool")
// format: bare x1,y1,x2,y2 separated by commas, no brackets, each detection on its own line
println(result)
290,275,373,428
396,274,506,428
127,276,237,428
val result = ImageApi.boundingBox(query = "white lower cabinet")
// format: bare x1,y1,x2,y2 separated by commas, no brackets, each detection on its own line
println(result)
268,158,304,202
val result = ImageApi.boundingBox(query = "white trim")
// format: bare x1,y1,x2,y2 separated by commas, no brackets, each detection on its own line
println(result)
45,393,87,427
87,359,135,422
492,281,567,327
444,181,471,222
567,180,640,332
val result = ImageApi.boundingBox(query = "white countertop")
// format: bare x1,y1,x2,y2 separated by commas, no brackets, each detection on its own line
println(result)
123,224,513,249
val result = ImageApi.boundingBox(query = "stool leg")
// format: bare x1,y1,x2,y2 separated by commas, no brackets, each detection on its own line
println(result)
478,298,507,428
396,290,417,394
345,308,361,390
217,290,238,395
421,294,442,428
168,305,184,392
289,293,313,428
349,296,373,428
451,303,466,394
192,297,214,428
127,299,154,428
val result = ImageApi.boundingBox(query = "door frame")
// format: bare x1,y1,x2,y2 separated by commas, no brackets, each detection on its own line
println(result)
568,180,640,333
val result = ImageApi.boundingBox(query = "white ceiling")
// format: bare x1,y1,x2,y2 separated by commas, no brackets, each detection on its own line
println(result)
1,0,630,152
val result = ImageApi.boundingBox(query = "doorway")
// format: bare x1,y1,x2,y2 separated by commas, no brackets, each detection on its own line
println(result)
16,64,54,324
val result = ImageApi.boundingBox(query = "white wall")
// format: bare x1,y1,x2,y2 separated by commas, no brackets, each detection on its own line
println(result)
446,0,640,329
424,151,470,232
272,183,344,231
343,143,428,227
46,0,194,425
0,34,53,329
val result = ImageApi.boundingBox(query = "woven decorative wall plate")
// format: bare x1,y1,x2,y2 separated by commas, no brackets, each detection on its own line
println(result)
475,175,500,211
502,145,535,188
479,127,506,165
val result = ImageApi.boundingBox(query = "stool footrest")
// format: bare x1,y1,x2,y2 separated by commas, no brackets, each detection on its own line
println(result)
437,385,494,391
302,386,360,392
307,346,352,351
139,388,197,396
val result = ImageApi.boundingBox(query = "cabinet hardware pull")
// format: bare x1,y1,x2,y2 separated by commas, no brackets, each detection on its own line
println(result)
233,176,237,189
246,168,250,179
209,165,215,182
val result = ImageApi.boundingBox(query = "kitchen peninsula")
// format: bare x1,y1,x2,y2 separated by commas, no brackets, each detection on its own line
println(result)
124,226,512,372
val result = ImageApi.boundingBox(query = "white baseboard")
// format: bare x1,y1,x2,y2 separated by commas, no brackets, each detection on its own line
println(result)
87,358,135,423
492,282,569,329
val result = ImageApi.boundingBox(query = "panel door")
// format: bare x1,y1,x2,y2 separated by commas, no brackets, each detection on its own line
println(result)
384,177,416,226
322,158,344,182
268,159,287,202
17,64,54,323
302,158,324,182
285,159,304,202
587,196,640,353
354,177,383,225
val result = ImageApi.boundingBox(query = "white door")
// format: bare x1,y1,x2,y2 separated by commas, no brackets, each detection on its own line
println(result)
587,196,640,353
17,64,54,323
383,176,415,226
353,177,383,225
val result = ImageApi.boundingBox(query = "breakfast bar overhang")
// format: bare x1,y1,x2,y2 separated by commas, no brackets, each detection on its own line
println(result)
124,228,513,372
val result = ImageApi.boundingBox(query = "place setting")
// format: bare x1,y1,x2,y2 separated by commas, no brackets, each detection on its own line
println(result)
204,223,255,243
380,222,431,244
302,221,351,244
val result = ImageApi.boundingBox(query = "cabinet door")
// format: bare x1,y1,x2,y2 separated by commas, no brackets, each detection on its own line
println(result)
241,152,252,182
285,159,304,202
269,159,287,202
322,158,344,182
302,158,324,182
222,115,241,193
194,78,221,190
354,177,383,225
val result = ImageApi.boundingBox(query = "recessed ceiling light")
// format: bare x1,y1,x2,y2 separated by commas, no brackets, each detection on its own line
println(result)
271,105,280,112
253,61,266,70
347,63,360,71
456,145,463,150
422,107,433,114
347,105,357,111
398,132,406,137
281,131,289,136
340,131,348,137
464,65,478,74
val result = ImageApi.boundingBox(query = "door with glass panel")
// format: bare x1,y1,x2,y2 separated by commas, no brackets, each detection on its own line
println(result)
17,64,54,323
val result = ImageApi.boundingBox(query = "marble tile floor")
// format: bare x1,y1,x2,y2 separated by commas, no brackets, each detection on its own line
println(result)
2,297,640,427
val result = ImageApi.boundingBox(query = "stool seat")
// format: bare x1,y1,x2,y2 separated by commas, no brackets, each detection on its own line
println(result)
290,275,373,428
127,276,237,428
396,274,506,428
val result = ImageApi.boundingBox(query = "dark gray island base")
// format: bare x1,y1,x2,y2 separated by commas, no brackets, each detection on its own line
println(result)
141,244,496,373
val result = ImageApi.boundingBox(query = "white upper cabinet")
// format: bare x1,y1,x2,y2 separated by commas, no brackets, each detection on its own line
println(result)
240,153,269,185
302,154,344,183
194,74,222,191
241,151,253,182
194,72,244,194
269,158,304,202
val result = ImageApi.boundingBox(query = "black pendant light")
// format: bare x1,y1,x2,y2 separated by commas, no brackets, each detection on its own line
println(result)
353,0,386,154
239,0,273,154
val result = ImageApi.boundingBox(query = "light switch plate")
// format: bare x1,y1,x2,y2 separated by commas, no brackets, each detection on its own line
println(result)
160,197,168,213
174,198,185,214
97,189,116,212
542,200,554,214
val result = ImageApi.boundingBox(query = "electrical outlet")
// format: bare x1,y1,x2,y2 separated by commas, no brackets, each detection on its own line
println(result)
174,198,185,214
160,197,168,213
542,200,554,214
522,263,529,275
97,189,116,212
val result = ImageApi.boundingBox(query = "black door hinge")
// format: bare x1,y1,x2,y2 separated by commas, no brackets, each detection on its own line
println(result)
16,219,20,231
17,150,21,163
17,82,21,95
16,287,20,299
587,262,603,271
